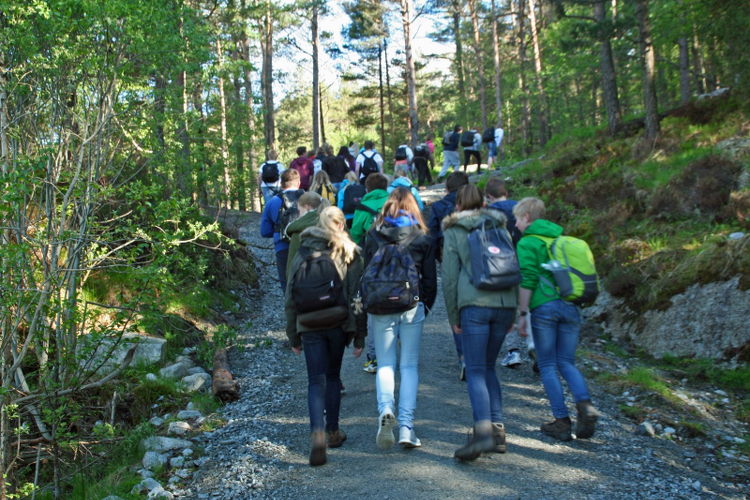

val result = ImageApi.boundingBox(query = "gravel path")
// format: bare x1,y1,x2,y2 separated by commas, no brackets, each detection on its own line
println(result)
182,192,749,500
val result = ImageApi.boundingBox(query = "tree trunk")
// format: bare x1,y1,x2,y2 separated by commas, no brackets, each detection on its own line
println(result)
490,0,504,128
216,38,231,208
691,31,706,94
192,84,210,206
153,74,167,161
176,70,192,200
311,2,320,150
400,0,419,146
384,37,394,158
239,10,258,211
260,1,275,153
635,0,659,141
594,0,621,135
451,0,467,126
319,92,326,145
515,0,532,154
232,73,246,211
378,44,386,154
468,0,488,130
678,37,690,104
528,0,549,145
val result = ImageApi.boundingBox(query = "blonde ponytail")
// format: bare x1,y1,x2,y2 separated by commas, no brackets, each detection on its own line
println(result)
317,206,358,264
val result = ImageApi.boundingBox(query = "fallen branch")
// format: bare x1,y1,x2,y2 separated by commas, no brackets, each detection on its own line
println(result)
212,348,240,402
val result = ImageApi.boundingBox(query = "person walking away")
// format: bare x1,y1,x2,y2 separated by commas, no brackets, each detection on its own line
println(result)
484,177,530,369
321,144,347,192
362,188,437,449
289,146,314,191
338,145,356,173
350,173,389,245
413,142,433,188
426,171,469,379
486,125,504,170
259,150,286,204
260,169,304,290
310,170,337,206
441,184,518,460
313,146,327,175
285,192,327,279
513,197,600,441
355,141,384,182
337,172,364,228
424,133,436,156
462,127,482,174
438,125,462,181
388,165,424,209
285,206,365,466
393,142,414,176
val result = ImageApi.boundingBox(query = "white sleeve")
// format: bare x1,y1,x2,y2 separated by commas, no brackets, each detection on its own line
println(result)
375,153,384,169
313,159,322,174
474,133,482,149
495,128,504,146
406,147,414,162
356,153,364,168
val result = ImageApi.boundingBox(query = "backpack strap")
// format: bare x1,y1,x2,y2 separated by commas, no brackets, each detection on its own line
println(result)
525,234,561,298
356,203,379,216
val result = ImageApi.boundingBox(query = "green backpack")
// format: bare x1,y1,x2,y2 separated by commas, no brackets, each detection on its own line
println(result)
531,235,600,305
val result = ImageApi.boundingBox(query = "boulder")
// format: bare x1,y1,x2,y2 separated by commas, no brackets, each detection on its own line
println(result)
142,436,193,452
78,333,165,376
159,361,192,380
176,409,202,420
147,487,174,499
131,478,161,495
168,421,191,436
181,373,211,393
142,451,168,470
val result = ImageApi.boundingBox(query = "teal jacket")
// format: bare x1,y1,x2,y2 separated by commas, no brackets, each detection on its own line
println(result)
388,176,424,209
516,218,562,310
350,189,389,244
441,208,518,327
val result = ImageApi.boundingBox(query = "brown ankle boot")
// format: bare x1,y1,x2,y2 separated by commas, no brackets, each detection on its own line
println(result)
454,421,494,461
541,417,572,441
575,400,600,439
327,428,347,448
309,430,327,466
491,422,507,453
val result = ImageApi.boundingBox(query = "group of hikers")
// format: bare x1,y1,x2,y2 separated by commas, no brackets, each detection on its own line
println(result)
259,133,600,468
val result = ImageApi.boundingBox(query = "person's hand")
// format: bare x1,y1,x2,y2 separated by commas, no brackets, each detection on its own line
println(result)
452,324,462,334
352,347,363,358
517,316,528,338
292,345,302,355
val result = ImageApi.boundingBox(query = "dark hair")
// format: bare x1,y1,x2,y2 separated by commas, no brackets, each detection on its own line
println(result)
454,125,462,133
485,177,508,198
377,187,427,232
281,168,300,188
456,184,483,211
445,171,469,193
365,172,388,192
296,146,307,156
364,140,375,150
338,145,350,157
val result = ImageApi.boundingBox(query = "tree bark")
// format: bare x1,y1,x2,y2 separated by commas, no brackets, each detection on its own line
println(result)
239,5,257,211
468,0,488,131
691,31,706,94
216,38,231,208
594,0,621,135
400,0,419,146
311,2,320,150
528,0,549,145
384,37,394,158
635,0,659,141
515,0,532,154
378,44,386,154
490,0,504,128
450,0,467,126
192,84,210,207
260,1,275,153
678,37,690,104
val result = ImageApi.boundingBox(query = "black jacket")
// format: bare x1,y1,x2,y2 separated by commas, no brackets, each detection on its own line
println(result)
323,156,350,183
363,223,438,313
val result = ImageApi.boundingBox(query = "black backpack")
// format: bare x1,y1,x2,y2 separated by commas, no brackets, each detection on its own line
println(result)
482,127,495,143
274,190,304,242
292,249,348,328
261,161,280,183
361,232,421,315
460,131,475,147
414,143,429,158
467,220,521,290
342,183,367,214
394,146,408,161
360,152,379,178
442,130,453,147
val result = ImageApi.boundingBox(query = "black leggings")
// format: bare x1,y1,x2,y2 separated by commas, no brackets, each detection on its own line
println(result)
414,158,432,186
463,149,481,170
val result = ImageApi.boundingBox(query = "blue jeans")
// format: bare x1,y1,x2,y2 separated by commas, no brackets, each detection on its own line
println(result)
370,303,425,428
301,327,347,432
275,249,289,291
531,300,591,419
460,306,515,423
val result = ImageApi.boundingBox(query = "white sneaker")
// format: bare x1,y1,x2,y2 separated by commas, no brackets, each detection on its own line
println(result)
458,360,466,381
500,350,522,368
398,426,422,448
376,410,396,449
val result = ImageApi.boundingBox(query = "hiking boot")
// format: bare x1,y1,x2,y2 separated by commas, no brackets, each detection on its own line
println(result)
575,400,600,439
528,348,539,374
500,350,522,368
327,429,347,448
376,410,396,449
541,417,572,442
398,426,422,448
363,358,377,374
491,422,507,453
309,430,327,466
454,422,494,461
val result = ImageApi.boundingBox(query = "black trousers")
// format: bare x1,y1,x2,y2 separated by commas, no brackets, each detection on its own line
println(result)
463,149,482,171
414,158,432,186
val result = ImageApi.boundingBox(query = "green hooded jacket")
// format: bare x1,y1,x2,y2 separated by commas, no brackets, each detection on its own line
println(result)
349,189,389,244
441,208,518,327
285,209,320,279
516,218,563,310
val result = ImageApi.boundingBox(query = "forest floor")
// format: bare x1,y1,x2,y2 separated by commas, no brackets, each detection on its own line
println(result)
181,174,749,500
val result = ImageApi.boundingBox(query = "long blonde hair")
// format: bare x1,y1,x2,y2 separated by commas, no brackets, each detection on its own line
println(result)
317,206,358,264
310,170,334,194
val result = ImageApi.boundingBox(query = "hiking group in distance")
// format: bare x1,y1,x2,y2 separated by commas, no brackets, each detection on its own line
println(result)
258,126,602,467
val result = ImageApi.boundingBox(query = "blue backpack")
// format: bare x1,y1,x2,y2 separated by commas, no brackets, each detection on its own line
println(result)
361,232,420,314
467,219,521,290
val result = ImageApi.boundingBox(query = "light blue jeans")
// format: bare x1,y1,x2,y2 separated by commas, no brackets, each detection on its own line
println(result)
370,302,425,428
531,299,591,419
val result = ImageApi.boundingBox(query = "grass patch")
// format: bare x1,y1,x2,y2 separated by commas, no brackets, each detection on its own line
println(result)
620,366,686,409
678,420,708,438
603,341,629,358
619,403,647,421
657,355,750,392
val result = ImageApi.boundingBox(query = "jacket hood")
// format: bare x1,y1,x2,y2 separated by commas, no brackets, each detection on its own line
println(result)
285,210,318,237
373,223,423,245
441,208,507,232
299,226,361,258
525,218,563,238
361,189,389,205
390,177,414,189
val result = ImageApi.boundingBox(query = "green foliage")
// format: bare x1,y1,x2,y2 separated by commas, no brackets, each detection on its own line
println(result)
657,356,750,392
